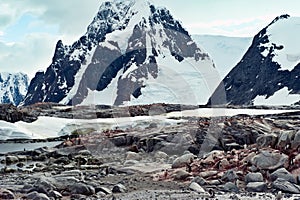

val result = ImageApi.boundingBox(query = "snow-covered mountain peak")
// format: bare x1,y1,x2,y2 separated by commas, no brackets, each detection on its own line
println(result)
0,72,29,106
23,0,218,106
260,14,300,71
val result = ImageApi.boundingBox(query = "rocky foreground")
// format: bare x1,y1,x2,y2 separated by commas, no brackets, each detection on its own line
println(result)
1,106,300,199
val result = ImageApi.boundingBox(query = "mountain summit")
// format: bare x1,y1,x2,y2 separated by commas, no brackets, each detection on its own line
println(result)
209,15,300,106
22,0,220,106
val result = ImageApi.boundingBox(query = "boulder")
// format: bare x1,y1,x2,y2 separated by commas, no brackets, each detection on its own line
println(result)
125,152,142,161
48,190,63,199
206,179,222,185
173,170,191,181
78,149,91,156
273,178,300,194
256,134,277,148
276,131,294,149
154,151,169,160
34,179,56,193
5,156,19,164
291,130,300,149
189,182,206,193
251,150,288,170
246,182,267,192
222,182,239,193
16,155,27,162
218,158,231,170
0,189,15,199
3,167,16,173
112,184,127,193
110,135,127,147
270,168,296,183
52,145,86,158
71,183,95,195
40,176,80,191
95,187,112,195
221,170,238,182
245,172,264,183
57,170,83,179
172,153,195,168
27,191,50,200
191,176,207,186
199,171,219,178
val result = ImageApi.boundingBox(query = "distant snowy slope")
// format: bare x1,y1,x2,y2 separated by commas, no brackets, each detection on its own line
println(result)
0,72,29,106
192,35,252,78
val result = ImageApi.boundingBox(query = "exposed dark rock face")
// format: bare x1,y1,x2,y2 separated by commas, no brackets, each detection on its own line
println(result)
209,14,300,106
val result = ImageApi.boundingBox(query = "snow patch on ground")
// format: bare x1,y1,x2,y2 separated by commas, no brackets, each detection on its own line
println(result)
1,108,299,140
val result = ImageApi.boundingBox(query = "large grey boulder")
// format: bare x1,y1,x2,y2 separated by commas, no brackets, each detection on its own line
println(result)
251,150,288,170
173,170,191,181
245,172,264,183
112,184,127,193
189,182,206,193
172,153,195,168
27,191,50,200
222,182,239,193
48,190,63,199
256,134,277,148
5,156,19,164
291,130,300,149
270,168,296,183
276,131,294,150
221,170,238,182
273,178,300,194
246,182,267,192
191,176,207,186
71,183,95,195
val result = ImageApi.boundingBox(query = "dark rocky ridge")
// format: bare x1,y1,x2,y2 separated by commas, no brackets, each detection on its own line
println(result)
208,14,300,106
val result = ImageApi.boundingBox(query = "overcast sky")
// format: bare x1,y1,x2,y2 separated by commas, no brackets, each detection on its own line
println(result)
0,0,299,78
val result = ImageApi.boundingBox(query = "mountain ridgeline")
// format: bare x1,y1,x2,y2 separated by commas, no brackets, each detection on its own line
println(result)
209,14,300,106
21,2,300,107
22,0,218,106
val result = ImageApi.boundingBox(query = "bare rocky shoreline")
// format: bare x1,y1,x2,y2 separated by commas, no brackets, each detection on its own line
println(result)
1,103,300,199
